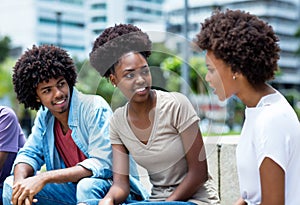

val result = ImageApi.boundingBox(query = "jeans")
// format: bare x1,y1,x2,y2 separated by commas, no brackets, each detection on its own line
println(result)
2,176,112,205
0,187,3,205
82,199,197,205
126,201,196,205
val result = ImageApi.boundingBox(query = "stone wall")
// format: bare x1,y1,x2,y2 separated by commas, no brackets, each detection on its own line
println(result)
205,136,240,204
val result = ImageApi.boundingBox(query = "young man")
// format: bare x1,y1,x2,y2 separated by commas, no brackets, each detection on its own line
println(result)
0,106,26,205
3,45,147,205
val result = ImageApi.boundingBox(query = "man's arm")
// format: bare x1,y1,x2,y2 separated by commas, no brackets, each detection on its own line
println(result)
12,163,92,205
0,151,8,169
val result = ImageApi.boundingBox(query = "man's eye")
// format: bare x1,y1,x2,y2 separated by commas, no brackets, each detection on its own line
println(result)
42,89,51,94
58,82,65,88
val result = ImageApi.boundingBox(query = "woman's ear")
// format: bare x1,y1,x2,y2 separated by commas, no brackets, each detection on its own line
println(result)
109,74,116,87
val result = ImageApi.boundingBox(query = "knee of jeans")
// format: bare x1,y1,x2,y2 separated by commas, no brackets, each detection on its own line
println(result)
2,175,13,201
77,178,111,199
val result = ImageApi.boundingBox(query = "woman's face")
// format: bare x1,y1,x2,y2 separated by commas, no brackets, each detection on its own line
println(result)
205,50,237,101
110,52,152,103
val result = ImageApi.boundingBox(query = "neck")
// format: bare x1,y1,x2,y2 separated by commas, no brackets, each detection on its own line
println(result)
238,83,275,107
129,90,156,115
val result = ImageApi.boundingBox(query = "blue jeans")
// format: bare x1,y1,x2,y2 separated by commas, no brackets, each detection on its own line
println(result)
127,201,196,205
82,199,196,205
0,187,3,205
2,176,112,205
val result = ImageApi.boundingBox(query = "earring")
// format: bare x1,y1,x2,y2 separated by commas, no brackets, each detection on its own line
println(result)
113,84,116,87
233,75,236,80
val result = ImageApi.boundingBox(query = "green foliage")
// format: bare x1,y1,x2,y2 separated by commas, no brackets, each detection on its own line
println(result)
161,56,182,91
284,89,300,120
161,56,208,94
0,36,11,63
0,58,16,101
75,58,116,106
189,57,208,94
148,43,175,67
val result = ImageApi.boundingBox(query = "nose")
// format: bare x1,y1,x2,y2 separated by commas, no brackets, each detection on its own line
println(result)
205,73,210,82
53,86,63,98
136,73,146,84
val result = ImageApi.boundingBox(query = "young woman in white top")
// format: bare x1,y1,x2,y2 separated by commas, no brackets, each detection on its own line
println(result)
89,24,220,205
196,9,300,205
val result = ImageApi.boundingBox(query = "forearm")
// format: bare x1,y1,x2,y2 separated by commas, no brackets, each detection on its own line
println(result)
38,165,92,184
13,163,35,184
233,197,247,205
0,151,8,169
102,183,130,205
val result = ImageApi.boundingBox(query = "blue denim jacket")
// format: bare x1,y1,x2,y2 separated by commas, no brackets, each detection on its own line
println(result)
13,87,148,199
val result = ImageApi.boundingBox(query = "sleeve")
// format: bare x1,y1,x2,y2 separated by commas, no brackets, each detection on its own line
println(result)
170,92,200,134
13,109,46,173
0,107,22,152
77,96,114,178
255,112,291,172
109,110,124,145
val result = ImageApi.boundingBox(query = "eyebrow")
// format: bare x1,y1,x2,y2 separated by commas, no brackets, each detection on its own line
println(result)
39,78,65,91
123,65,148,72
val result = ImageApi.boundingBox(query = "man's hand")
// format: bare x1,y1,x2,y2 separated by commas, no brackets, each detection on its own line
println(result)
11,175,45,205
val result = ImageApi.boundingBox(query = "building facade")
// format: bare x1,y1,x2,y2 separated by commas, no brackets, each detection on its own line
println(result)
0,0,165,59
166,0,300,90
86,0,165,54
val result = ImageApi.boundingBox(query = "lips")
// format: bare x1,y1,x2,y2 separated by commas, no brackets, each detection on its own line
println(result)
53,98,67,105
134,87,149,95
136,87,146,92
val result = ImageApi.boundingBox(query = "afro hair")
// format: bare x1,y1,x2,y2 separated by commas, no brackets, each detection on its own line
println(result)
195,9,280,86
13,44,77,110
89,23,152,78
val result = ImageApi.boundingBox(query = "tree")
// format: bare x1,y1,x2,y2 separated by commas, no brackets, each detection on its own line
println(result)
161,55,208,94
0,36,11,63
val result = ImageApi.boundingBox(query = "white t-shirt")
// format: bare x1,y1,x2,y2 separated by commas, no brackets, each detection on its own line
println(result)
236,90,300,205
110,90,220,205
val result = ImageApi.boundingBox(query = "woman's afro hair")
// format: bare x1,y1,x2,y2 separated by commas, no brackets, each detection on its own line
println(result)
195,9,280,85
13,44,77,110
89,23,152,78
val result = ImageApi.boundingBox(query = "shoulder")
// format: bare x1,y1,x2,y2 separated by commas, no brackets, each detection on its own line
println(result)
75,89,112,113
111,105,126,123
157,90,193,109
0,106,17,119
0,106,19,126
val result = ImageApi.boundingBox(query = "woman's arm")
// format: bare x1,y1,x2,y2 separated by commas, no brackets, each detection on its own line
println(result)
259,157,284,205
99,144,131,205
233,197,247,205
167,121,208,201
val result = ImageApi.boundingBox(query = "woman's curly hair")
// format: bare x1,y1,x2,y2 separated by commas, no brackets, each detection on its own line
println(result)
89,23,152,78
195,9,280,85
13,44,77,110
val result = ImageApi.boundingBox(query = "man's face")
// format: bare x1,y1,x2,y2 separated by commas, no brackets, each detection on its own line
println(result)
36,77,70,115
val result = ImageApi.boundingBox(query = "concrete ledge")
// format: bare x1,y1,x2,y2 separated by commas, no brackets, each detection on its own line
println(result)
205,136,240,205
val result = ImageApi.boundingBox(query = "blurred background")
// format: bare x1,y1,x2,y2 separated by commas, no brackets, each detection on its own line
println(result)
0,0,300,137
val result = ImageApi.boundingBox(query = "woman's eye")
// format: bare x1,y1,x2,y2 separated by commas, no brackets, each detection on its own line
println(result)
125,73,134,78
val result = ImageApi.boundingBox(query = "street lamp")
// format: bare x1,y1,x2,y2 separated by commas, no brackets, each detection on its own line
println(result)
181,0,190,96
56,11,62,47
